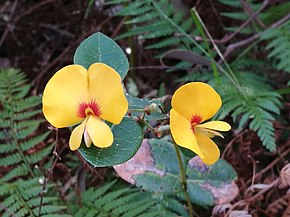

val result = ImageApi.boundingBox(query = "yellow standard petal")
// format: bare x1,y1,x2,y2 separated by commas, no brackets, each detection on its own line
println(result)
195,133,220,165
87,63,128,124
69,120,87,151
170,109,204,158
42,65,89,128
86,115,114,148
196,121,231,131
172,82,222,122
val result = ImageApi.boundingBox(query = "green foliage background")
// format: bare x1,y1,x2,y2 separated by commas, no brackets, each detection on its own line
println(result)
108,0,288,151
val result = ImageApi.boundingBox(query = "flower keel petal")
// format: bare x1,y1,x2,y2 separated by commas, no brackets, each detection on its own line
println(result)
84,129,92,148
170,109,204,158
86,116,113,148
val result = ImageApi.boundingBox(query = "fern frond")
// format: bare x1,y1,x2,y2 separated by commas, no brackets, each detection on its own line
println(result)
71,180,185,217
126,12,159,24
111,0,197,54
0,178,70,217
117,2,150,16
145,37,181,49
218,0,262,33
260,21,290,73
0,68,53,181
214,71,282,151
221,12,248,21
1,163,30,182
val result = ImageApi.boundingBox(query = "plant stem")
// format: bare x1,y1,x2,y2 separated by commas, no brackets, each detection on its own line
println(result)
191,8,242,92
142,119,155,132
172,140,194,217
128,108,146,113
156,125,170,132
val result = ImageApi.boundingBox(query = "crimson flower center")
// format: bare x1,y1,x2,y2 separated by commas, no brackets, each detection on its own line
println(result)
190,114,202,133
77,99,102,118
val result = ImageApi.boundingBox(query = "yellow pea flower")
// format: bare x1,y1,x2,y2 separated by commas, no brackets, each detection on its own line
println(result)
170,82,231,165
42,63,128,151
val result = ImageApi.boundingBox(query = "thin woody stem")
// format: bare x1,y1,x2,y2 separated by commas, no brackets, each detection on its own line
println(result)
141,119,155,132
128,108,146,113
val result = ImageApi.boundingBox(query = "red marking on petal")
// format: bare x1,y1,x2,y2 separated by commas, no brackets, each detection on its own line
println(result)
191,114,202,125
190,114,202,133
77,99,102,118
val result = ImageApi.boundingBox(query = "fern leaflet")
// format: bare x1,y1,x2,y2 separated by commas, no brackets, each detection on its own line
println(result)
0,68,54,181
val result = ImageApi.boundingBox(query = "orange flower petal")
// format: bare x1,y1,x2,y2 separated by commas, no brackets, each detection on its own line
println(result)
195,133,220,165
86,115,113,148
172,82,222,122
87,63,128,124
170,109,204,158
42,65,89,128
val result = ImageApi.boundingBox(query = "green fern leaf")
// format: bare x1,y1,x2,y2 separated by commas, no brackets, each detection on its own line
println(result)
0,178,70,217
71,181,183,217
126,12,159,24
213,70,281,151
260,21,290,73
110,0,196,58
0,68,54,182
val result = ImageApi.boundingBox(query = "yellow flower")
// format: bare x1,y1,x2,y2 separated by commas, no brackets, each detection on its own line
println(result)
170,82,231,165
42,63,128,151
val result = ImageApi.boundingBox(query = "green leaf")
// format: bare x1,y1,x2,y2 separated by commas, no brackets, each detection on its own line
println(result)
186,157,237,206
130,139,237,206
78,117,143,167
73,32,129,79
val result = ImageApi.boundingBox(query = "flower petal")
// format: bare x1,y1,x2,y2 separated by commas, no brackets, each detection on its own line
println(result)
172,82,222,122
86,115,113,148
69,120,86,151
84,129,92,148
42,65,89,128
195,133,220,165
195,127,224,138
88,63,128,124
196,121,231,131
170,109,204,158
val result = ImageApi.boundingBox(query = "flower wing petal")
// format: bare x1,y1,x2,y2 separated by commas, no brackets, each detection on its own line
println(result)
196,121,231,131
88,63,128,124
69,120,86,151
195,127,224,138
195,133,220,165
170,109,204,158
42,65,89,128
172,82,222,122
86,116,113,148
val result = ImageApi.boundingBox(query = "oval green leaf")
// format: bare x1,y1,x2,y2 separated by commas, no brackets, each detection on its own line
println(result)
115,138,238,206
78,117,143,167
74,32,129,79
